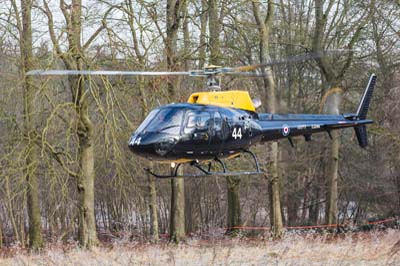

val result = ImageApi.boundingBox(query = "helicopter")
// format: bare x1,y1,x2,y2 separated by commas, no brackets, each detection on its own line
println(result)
28,51,376,178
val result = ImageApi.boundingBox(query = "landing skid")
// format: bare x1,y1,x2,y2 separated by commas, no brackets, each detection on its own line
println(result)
144,150,263,178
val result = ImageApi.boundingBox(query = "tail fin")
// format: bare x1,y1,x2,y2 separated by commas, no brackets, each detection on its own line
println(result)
354,74,377,148
356,74,376,120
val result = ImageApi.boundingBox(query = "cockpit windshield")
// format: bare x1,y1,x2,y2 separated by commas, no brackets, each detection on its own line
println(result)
136,108,184,135
134,109,159,134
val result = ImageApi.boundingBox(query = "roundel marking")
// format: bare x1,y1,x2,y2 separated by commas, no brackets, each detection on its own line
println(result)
282,124,290,136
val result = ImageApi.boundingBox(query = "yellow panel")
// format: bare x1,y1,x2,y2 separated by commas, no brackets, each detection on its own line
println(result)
187,90,256,112
158,158,194,164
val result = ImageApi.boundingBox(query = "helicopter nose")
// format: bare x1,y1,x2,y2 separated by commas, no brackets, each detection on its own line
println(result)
128,134,149,156
129,134,141,148
128,132,178,159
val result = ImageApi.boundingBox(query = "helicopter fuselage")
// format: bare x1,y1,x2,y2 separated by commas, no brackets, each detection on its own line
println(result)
129,103,260,162
128,102,372,163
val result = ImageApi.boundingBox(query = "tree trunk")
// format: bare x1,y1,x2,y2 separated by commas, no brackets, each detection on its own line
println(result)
21,0,43,250
286,185,298,226
148,172,159,241
269,142,283,238
5,176,20,244
144,112,159,241
74,85,98,247
39,0,100,248
138,76,159,241
166,0,186,243
19,214,26,247
0,218,3,248
309,185,321,224
208,0,242,233
127,0,160,240
209,0,221,65
226,177,241,234
182,0,190,71
166,0,184,96
311,0,359,227
325,131,339,224
170,174,185,243
68,0,98,248
252,0,283,239
199,0,208,68
320,87,340,226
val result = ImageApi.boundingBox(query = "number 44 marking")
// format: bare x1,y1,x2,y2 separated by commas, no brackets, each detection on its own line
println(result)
232,127,242,139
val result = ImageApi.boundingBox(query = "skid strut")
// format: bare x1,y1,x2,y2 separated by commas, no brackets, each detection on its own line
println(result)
144,150,263,178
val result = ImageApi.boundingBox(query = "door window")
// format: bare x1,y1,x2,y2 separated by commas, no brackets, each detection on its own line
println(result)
214,112,222,131
184,111,211,134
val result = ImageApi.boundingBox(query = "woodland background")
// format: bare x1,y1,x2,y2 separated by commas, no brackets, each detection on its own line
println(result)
0,0,399,250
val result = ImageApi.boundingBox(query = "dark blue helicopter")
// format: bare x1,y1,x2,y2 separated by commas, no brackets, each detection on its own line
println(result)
128,74,375,178
28,51,375,178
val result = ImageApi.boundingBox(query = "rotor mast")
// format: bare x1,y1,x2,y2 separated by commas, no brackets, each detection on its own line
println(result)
204,65,222,91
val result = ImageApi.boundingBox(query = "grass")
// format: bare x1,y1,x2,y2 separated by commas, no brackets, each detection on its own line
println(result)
0,229,399,266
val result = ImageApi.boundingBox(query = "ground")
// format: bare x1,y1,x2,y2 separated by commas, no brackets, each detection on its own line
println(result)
0,230,399,266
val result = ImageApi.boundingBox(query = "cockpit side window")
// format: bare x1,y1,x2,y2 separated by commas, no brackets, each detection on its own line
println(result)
184,111,211,134
186,115,197,128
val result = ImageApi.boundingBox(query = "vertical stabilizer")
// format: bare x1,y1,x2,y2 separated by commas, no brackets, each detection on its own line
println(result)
354,74,376,148
356,74,376,120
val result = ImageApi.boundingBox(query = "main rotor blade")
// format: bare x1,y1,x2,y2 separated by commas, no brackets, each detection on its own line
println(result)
26,50,352,77
26,70,192,76
224,72,263,77
232,49,352,72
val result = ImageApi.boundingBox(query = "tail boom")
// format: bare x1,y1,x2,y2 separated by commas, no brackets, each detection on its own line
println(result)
257,115,372,143
256,74,376,147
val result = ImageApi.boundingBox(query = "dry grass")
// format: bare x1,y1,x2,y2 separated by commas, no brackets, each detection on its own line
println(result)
0,230,399,266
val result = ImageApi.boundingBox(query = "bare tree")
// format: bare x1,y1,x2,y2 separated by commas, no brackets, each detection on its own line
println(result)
122,0,159,242
20,0,43,249
38,0,110,247
252,0,283,238
7,0,45,249
312,0,368,225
